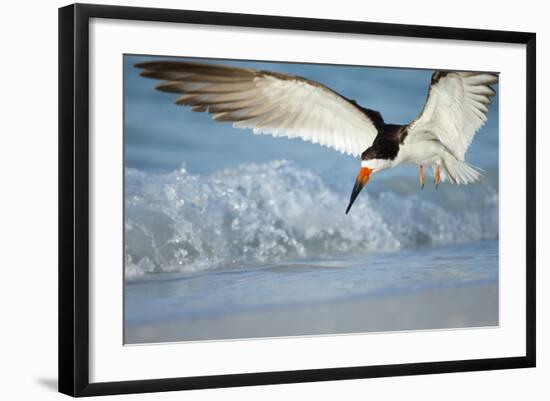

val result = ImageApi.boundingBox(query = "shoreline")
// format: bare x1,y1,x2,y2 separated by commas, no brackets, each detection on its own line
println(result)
125,283,498,344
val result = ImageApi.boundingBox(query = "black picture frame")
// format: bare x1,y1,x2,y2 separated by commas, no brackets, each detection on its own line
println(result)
59,3,536,397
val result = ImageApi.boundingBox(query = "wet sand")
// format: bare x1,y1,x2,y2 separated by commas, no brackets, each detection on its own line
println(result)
125,283,498,344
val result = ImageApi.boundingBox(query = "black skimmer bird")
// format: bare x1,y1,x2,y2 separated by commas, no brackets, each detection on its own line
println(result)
136,61,498,214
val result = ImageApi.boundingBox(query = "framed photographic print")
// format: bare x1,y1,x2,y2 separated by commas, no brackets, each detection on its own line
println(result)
58,3,536,397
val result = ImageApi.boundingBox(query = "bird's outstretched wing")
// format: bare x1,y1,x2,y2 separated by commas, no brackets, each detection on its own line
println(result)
407,71,498,161
136,61,383,157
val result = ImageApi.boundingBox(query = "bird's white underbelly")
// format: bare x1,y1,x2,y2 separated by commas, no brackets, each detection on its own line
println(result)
394,141,446,167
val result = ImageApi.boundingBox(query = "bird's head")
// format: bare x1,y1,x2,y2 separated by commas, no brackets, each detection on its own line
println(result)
345,150,392,214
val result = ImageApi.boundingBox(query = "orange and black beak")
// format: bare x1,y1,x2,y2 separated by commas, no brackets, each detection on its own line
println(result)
345,167,372,214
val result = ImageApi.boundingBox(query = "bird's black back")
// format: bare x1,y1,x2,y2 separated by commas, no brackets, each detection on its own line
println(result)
361,124,408,161
339,94,408,162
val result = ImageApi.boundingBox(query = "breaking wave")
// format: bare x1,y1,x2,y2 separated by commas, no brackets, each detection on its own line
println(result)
125,160,498,278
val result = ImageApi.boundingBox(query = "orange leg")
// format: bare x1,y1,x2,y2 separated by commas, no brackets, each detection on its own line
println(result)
435,165,441,188
418,165,425,189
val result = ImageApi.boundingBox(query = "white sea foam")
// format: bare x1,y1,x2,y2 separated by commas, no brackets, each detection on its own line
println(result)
125,160,498,278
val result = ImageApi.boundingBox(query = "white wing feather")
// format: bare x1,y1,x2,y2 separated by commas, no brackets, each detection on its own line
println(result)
408,71,498,161
136,61,381,157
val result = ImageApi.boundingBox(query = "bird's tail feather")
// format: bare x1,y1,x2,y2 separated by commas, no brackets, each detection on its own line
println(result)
442,158,483,185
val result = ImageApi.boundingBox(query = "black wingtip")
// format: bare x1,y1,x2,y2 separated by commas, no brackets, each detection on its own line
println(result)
134,61,150,69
